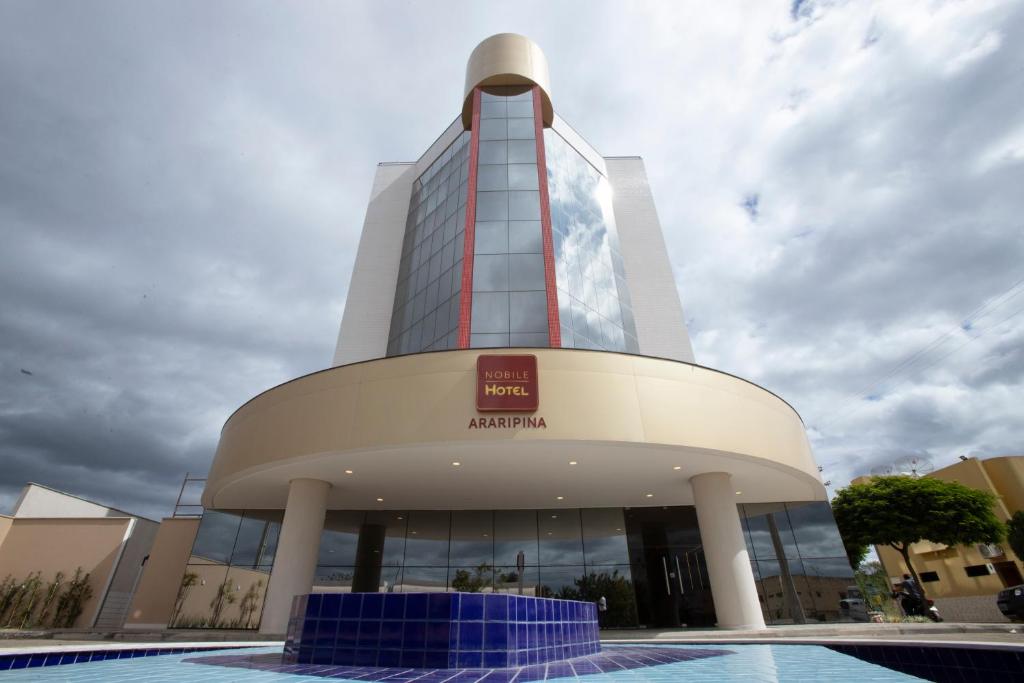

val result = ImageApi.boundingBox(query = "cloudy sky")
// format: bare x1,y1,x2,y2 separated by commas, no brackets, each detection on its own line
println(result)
1,0,1022,520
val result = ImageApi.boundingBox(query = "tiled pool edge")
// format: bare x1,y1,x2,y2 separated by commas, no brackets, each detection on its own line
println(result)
0,643,267,671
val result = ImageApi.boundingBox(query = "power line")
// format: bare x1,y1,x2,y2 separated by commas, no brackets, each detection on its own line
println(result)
815,275,1024,432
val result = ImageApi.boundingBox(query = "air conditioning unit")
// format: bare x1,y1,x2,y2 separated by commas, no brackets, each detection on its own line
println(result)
978,544,1004,559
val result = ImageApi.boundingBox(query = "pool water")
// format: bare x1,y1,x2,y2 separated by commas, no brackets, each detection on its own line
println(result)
0,643,924,681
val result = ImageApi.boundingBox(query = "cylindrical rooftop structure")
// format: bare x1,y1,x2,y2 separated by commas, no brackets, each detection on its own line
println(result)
462,33,554,128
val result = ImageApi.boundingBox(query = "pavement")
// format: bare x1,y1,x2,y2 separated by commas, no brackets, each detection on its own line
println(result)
2,622,1022,652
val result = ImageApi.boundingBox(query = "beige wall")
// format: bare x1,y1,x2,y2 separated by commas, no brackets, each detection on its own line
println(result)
0,516,11,549
0,517,132,627
204,349,823,511
983,456,1024,513
124,517,199,629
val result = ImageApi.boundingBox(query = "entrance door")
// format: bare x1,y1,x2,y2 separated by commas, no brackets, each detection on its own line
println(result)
625,506,717,627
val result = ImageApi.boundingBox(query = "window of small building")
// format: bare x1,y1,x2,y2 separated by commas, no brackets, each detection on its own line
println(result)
920,571,940,582
964,564,991,578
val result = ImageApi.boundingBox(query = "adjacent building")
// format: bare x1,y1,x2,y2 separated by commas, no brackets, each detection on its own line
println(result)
124,33,850,634
863,456,1024,623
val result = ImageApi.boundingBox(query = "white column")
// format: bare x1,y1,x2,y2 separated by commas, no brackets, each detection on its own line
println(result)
259,478,330,634
690,472,766,630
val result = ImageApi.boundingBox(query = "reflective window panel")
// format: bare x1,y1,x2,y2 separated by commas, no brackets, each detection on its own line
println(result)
387,131,471,356
545,128,639,353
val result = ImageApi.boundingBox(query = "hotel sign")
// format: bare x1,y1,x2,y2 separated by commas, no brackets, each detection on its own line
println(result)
476,354,539,412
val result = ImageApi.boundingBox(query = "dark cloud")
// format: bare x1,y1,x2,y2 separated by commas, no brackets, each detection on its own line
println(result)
1,0,1022,519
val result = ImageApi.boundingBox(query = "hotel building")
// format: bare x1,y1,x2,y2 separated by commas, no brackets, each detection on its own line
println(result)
121,34,853,634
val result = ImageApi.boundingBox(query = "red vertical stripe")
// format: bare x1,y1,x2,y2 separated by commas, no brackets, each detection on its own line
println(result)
533,85,561,347
457,88,482,348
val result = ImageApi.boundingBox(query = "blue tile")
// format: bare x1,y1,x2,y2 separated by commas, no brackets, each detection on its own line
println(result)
337,620,359,647
405,593,428,619
423,650,449,668
428,592,452,620
380,620,403,648
458,621,483,651
306,593,323,617
457,650,483,668
358,620,382,646
525,597,536,620
362,592,385,618
484,621,507,650
331,648,355,666
354,648,379,666
400,649,426,668
402,620,426,649
311,648,334,665
341,593,362,618
460,593,484,620
383,593,406,619
377,649,402,667
426,620,451,649
483,650,509,668
484,593,508,621
321,592,342,617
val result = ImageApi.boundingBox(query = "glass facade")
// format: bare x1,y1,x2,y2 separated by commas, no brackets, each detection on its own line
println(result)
387,132,471,356
182,502,853,630
545,129,638,353
470,87,549,348
171,509,281,629
739,502,856,624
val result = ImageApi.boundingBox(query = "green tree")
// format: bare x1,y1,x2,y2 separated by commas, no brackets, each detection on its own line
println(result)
450,563,493,593
833,476,1005,596
1007,511,1024,561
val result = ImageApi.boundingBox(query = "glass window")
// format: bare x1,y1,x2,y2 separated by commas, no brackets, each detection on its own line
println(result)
492,565,539,595
506,100,534,118
508,191,540,221
479,118,508,140
475,191,509,221
509,333,549,347
450,510,494,567
480,101,506,119
477,164,508,191
230,511,283,567
538,509,584,565
537,566,586,598
474,221,508,255
507,164,538,191
190,510,243,565
508,221,542,254
478,140,507,165
472,254,509,292
785,502,849,558
399,566,448,593
581,508,630,566
364,511,408,567
471,333,510,348
494,510,538,567
509,291,548,333
507,140,536,164
507,117,535,140
471,292,509,333
508,253,545,291
404,510,451,567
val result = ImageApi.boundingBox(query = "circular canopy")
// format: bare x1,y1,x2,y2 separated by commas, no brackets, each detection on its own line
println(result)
203,349,825,510
462,33,554,128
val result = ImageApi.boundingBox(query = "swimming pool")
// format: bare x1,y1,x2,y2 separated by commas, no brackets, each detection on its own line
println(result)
0,642,938,681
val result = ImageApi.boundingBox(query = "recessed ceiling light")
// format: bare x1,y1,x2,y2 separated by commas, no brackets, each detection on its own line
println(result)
673,466,681,471
615,528,622,531
452,461,461,467
735,491,742,495
482,533,488,537
397,516,403,520
411,530,417,535
569,461,578,465
345,470,353,474
547,532,552,536
645,493,654,498
556,496,564,500
376,497,384,502
551,514,558,519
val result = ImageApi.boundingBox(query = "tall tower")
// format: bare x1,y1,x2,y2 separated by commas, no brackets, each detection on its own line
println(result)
333,33,694,366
